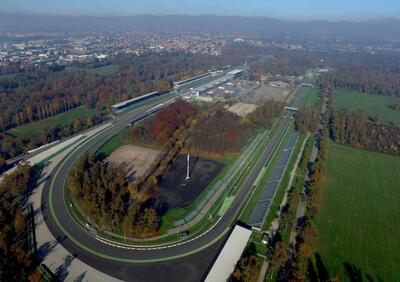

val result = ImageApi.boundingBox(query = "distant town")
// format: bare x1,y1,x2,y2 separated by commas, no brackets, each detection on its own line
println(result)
2,30,400,71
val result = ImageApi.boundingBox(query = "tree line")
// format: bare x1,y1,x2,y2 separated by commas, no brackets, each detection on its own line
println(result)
0,165,42,281
246,100,285,129
229,244,260,282
250,49,324,79
188,109,254,158
131,101,199,200
188,100,284,158
267,101,335,281
319,51,400,97
0,112,107,173
130,100,198,147
329,108,400,156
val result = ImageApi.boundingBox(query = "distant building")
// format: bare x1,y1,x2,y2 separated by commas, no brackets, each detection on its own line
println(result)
173,72,212,90
110,91,161,111
228,69,243,79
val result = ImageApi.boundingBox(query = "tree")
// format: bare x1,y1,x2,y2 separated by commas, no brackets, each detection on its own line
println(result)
73,119,81,133
232,255,259,282
142,208,158,236
86,116,94,127
0,156,5,171
28,270,43,282
14,211,26,234
271,241,289,272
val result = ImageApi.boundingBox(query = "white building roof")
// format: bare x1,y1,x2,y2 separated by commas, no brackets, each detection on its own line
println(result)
111,91,159,109
228,69,243,75
205,225,252,282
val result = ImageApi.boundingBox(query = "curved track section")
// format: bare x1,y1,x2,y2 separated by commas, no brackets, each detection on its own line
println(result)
41,86,311,279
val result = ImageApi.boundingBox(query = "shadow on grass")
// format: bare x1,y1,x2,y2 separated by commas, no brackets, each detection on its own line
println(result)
343,262,382,282
306,253,329,282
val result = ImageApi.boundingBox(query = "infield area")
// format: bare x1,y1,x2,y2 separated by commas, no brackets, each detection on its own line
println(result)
156,155,224,209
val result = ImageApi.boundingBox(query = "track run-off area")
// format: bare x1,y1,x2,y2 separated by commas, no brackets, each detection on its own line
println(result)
40,84,313,275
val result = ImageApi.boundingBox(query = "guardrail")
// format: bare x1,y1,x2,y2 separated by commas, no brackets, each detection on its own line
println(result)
27,204,37,255
38,264,59,282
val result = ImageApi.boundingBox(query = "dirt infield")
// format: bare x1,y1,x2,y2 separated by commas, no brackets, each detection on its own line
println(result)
227,102,258,117
156,155,224,209
107,145,160,179
256,85,290,102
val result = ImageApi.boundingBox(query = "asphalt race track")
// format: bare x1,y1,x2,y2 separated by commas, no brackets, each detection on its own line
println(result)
41,85,312,281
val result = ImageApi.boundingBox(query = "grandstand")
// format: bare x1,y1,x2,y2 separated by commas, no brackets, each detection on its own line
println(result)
205,224,252,282
173,72,213,90
110,91,161,111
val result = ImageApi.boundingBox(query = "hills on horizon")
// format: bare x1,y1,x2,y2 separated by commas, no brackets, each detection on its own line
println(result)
1,14,400,41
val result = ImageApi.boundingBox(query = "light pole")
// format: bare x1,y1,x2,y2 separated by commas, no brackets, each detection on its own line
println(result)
185,154,191,181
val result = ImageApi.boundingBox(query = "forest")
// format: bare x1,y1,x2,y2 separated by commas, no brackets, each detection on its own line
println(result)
320,52,400,97
329,108,400,156
246,100,285,128
311,79,400,156
130,100,198,147
188,109,254,158
131,99,284,159
68,152,158,237
250,49,323,78
0,165,41,281
295,107,320,134
0,112,107,169
0,46,259,133
188,100,284,158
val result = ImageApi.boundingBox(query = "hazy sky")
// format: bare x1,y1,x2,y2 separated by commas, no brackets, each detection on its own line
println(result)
1,0,400,20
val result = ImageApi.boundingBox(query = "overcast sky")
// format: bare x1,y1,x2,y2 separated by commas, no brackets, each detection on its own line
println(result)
1,0,400,20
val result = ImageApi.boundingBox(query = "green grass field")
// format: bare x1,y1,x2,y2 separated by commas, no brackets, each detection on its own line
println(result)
95,126,131,158
334,89,400,125
304,86,321,108
65,64,119,76
313,143,400,281
9,106,101,140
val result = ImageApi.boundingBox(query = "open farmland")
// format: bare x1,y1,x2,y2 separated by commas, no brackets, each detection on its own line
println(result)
107,144,160,180
313,143,400,281
64,64,119,76
334,89,400,125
